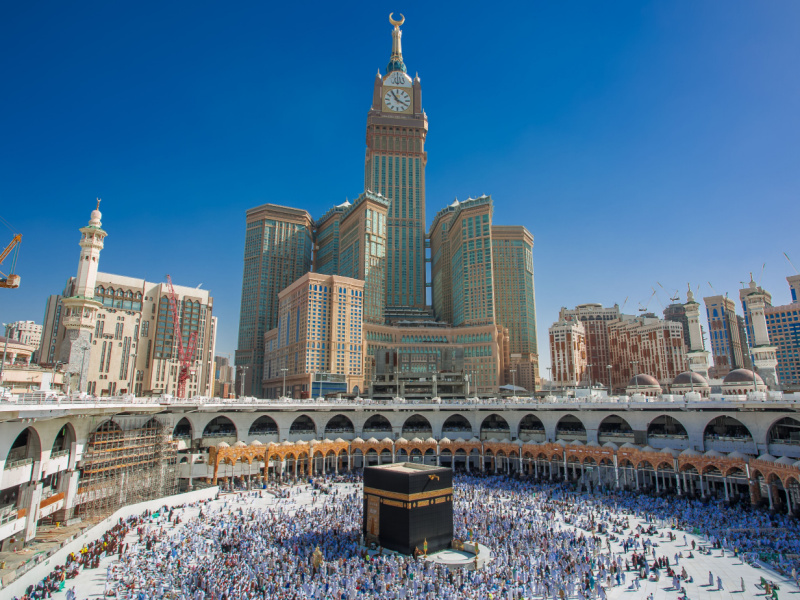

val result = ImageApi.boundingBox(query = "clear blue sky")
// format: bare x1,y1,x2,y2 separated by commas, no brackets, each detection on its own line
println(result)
2,1,799,373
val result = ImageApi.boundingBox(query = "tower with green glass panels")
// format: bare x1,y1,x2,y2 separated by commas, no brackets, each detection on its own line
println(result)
364,17,428,311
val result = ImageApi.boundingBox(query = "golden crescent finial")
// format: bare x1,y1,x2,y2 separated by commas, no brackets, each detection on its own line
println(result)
389,13,405,28
96,197,101,210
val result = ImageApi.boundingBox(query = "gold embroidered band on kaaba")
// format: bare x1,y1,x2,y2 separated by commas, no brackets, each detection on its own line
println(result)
363,486,453,502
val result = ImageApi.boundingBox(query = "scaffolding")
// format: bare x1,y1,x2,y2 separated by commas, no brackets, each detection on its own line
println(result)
74,415,178,520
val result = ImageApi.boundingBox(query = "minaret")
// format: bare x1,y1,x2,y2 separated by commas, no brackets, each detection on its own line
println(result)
683,285,710,379
59,200,107,393
741,274,780,389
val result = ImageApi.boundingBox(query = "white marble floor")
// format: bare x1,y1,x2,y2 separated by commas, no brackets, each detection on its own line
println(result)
17,483,800,600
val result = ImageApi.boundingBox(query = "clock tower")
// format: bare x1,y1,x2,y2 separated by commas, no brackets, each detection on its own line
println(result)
365,14,428,310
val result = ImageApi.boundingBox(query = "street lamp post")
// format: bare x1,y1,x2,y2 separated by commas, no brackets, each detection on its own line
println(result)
281,367,288,398
586,364,594,391
607,365,612,396
509,368,516,397
546,366,552,393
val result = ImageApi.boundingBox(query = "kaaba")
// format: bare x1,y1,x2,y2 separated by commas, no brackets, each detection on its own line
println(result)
363,462,453,555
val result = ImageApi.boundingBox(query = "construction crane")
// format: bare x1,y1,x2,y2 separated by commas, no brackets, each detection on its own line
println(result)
166,274,198,398
0,233,22,288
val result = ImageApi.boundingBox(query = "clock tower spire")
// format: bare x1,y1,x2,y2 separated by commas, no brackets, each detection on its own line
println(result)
365,15,428,312
387,13,406,74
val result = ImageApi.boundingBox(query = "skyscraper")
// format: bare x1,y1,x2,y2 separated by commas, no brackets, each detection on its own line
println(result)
364,15,428,310
236,204,313,396
337,191,389,325
441,196,495,327
704,295,751,377
492,226,537,356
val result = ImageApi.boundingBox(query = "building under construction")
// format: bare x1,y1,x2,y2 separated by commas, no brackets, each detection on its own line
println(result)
73,416,178,520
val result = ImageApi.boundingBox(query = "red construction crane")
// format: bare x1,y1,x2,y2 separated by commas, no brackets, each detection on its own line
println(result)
0,233,22,289
166,274,198,398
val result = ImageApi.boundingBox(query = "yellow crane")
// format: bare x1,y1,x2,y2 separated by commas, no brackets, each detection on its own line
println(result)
0,233,22,288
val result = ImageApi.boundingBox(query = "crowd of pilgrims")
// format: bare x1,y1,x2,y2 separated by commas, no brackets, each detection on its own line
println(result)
10,470,800,600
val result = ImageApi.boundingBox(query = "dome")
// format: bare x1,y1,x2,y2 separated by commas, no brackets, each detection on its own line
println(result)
586,441,600,447
454,437,465,443
627,374,661,388
426,437,437,444
756,453,775,462
352,437,364,444
233,441,247,448
217,442,230,448
334,438,346,443
395,437,408,444
251,440,263,446
726,451,748,460
672,371,709,386
411,437,423,443
569,440,583,446
641,445,657,453
439,437,451,444
660,447,679,457
794,460,800,468
723,369,764,384
620,442,639,449
680,448,700,456
381,437,393,444
602,442,619,450
704,449,723,458
775,456,795,465
366,437,379,444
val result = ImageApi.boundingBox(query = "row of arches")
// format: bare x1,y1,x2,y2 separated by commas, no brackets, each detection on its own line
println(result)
175,414,800,448
3,415,798,475
206,439,800,514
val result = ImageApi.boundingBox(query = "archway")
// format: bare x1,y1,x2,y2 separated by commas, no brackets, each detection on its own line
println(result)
555,415,586,442
441,414,472,437
325,414,355,437
363,415,392,435
173,418,193,441
768,417,800,450
518,414,545,442
647,415,688,449
480,414,510,441
5,427,41,467
289,415,317,437
51,423,75,458
703,416,755,453
598,415,633,444
402,415,432,438
249,416,279,438
202,417,237,442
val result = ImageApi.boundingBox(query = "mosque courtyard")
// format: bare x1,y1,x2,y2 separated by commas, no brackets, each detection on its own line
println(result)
12,475,800,600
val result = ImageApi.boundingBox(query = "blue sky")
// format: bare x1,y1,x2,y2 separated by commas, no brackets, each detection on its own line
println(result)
1,1,799,372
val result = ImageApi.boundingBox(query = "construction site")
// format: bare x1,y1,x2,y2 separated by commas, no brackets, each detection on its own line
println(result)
72,416,178,520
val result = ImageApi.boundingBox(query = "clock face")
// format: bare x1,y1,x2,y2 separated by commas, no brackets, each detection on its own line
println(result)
384,88,411,112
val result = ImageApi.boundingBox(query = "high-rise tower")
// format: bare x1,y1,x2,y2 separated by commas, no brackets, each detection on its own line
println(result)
58,200,107,392
235,204,313,397
364,14,428,310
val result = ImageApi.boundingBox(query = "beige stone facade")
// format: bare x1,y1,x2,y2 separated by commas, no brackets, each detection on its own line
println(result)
262,273,365,398
54,273,215,397
549,319,587,388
